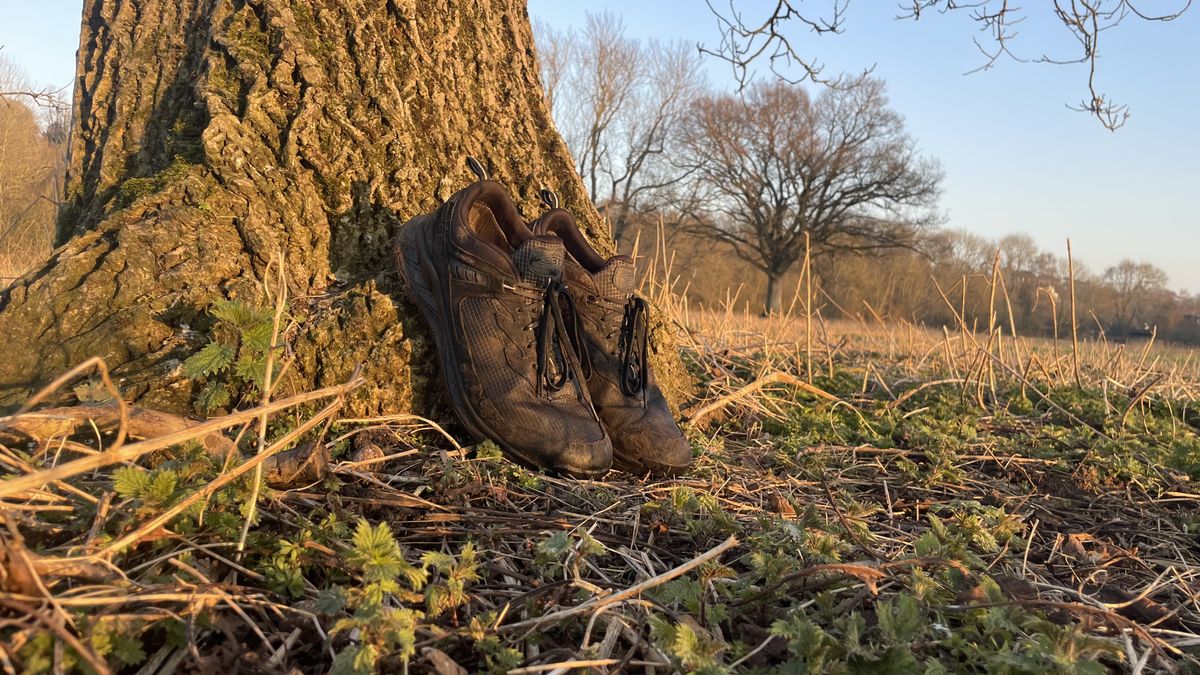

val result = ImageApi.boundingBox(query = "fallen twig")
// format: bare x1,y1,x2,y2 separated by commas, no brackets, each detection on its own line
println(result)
0,371,364,501
684,372,841,427
503,535,739,631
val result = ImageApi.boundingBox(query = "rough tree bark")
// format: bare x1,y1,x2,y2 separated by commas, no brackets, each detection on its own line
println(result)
0,0,690,417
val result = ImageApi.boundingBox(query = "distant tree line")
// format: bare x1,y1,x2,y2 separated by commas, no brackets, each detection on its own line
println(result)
816,230,1200,344
534,13,1200,345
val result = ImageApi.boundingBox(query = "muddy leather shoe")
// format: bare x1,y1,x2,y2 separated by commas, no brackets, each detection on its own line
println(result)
396,180,612,477
533,207,692,476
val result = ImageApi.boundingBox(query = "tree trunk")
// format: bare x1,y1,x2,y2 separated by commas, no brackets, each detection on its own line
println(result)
0,0,690,417
764,272,783,316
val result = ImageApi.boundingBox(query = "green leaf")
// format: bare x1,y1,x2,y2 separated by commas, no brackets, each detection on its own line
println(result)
852,646,918,674
210,299,273,332
421,550,455,572
330,644,374,675
672,622,704,662
534,530,571,569
241,321,275,354
183,341,235,379
113,466,152,499
379,607,421,659
315,587,347,615
457,542,478,575
90,619,146,667
665,621,727,673
771,613,835,663
347,519,427,590
913,532,942,557
474,439,504,461
426,584,451,614
143,470,178,507
111,633,147,666
922,660,949,675
399,561,430,591
234,353,268,388
577,530,607,558
877,594,925,644
195,381,231,413
654,578,704,615
843,612,867,657
19,633,55,674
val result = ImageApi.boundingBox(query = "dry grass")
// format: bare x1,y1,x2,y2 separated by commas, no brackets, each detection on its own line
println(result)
0,96,62,285
676,310,1200,402
1,234,1200,672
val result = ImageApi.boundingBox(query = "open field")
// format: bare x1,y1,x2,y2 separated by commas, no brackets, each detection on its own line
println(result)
3,280,1200,674
4,1,1200,673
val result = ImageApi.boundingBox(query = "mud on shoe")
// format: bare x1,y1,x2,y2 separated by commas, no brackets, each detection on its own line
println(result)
395,178,612,477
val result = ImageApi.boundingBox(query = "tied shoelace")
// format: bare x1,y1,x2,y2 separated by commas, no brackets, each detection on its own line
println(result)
531,281,596,417
616,296,649,397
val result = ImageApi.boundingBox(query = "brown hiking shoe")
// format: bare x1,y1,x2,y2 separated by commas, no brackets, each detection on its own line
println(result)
533,206,692,476
396,179,612,477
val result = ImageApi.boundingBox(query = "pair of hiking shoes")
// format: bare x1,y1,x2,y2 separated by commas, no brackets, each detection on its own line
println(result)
395,169,691,478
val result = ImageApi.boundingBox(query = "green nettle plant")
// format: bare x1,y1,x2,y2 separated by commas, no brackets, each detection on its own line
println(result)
422,542,481,620
182,299,282,412
648,617,729,674
113,465,181,513
107,444,260,543
533,527,606,580
264,513,350,598
328,520,480,674
467,614,523,673
88,617,148,670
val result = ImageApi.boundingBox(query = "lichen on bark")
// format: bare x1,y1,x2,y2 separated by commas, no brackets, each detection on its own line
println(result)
0,0,692,421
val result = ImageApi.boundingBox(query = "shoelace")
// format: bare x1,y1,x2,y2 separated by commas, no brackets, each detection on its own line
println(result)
616,296,649,397
531,281,596,417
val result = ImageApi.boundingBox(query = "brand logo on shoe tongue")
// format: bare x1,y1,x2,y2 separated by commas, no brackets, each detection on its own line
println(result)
597,258,635,297
514,238,565,286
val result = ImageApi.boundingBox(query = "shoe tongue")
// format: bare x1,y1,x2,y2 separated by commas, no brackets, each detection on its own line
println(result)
512,236,565,288
593,256,635,299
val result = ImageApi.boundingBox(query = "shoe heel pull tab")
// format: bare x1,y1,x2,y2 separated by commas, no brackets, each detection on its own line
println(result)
539,188,560,210
466,156,489,181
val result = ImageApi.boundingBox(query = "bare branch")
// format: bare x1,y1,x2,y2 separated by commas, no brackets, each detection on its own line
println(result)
700,0,859,91
704,0,1193,131
0,49,70,115
0,88,70,113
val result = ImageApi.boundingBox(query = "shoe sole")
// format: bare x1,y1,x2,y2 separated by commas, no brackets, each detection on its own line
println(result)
396,215,607,479
611,455,690,478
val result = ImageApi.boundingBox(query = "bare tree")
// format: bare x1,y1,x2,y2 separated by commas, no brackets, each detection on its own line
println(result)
533,19,573,118
0,56,64,280
1104,259,1169,335
535,13,706,243
679,77,942,314
553,14,640,204
703,0,1193,130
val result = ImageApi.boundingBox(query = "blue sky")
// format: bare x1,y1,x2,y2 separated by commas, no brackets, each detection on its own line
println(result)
3,1,1198,292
